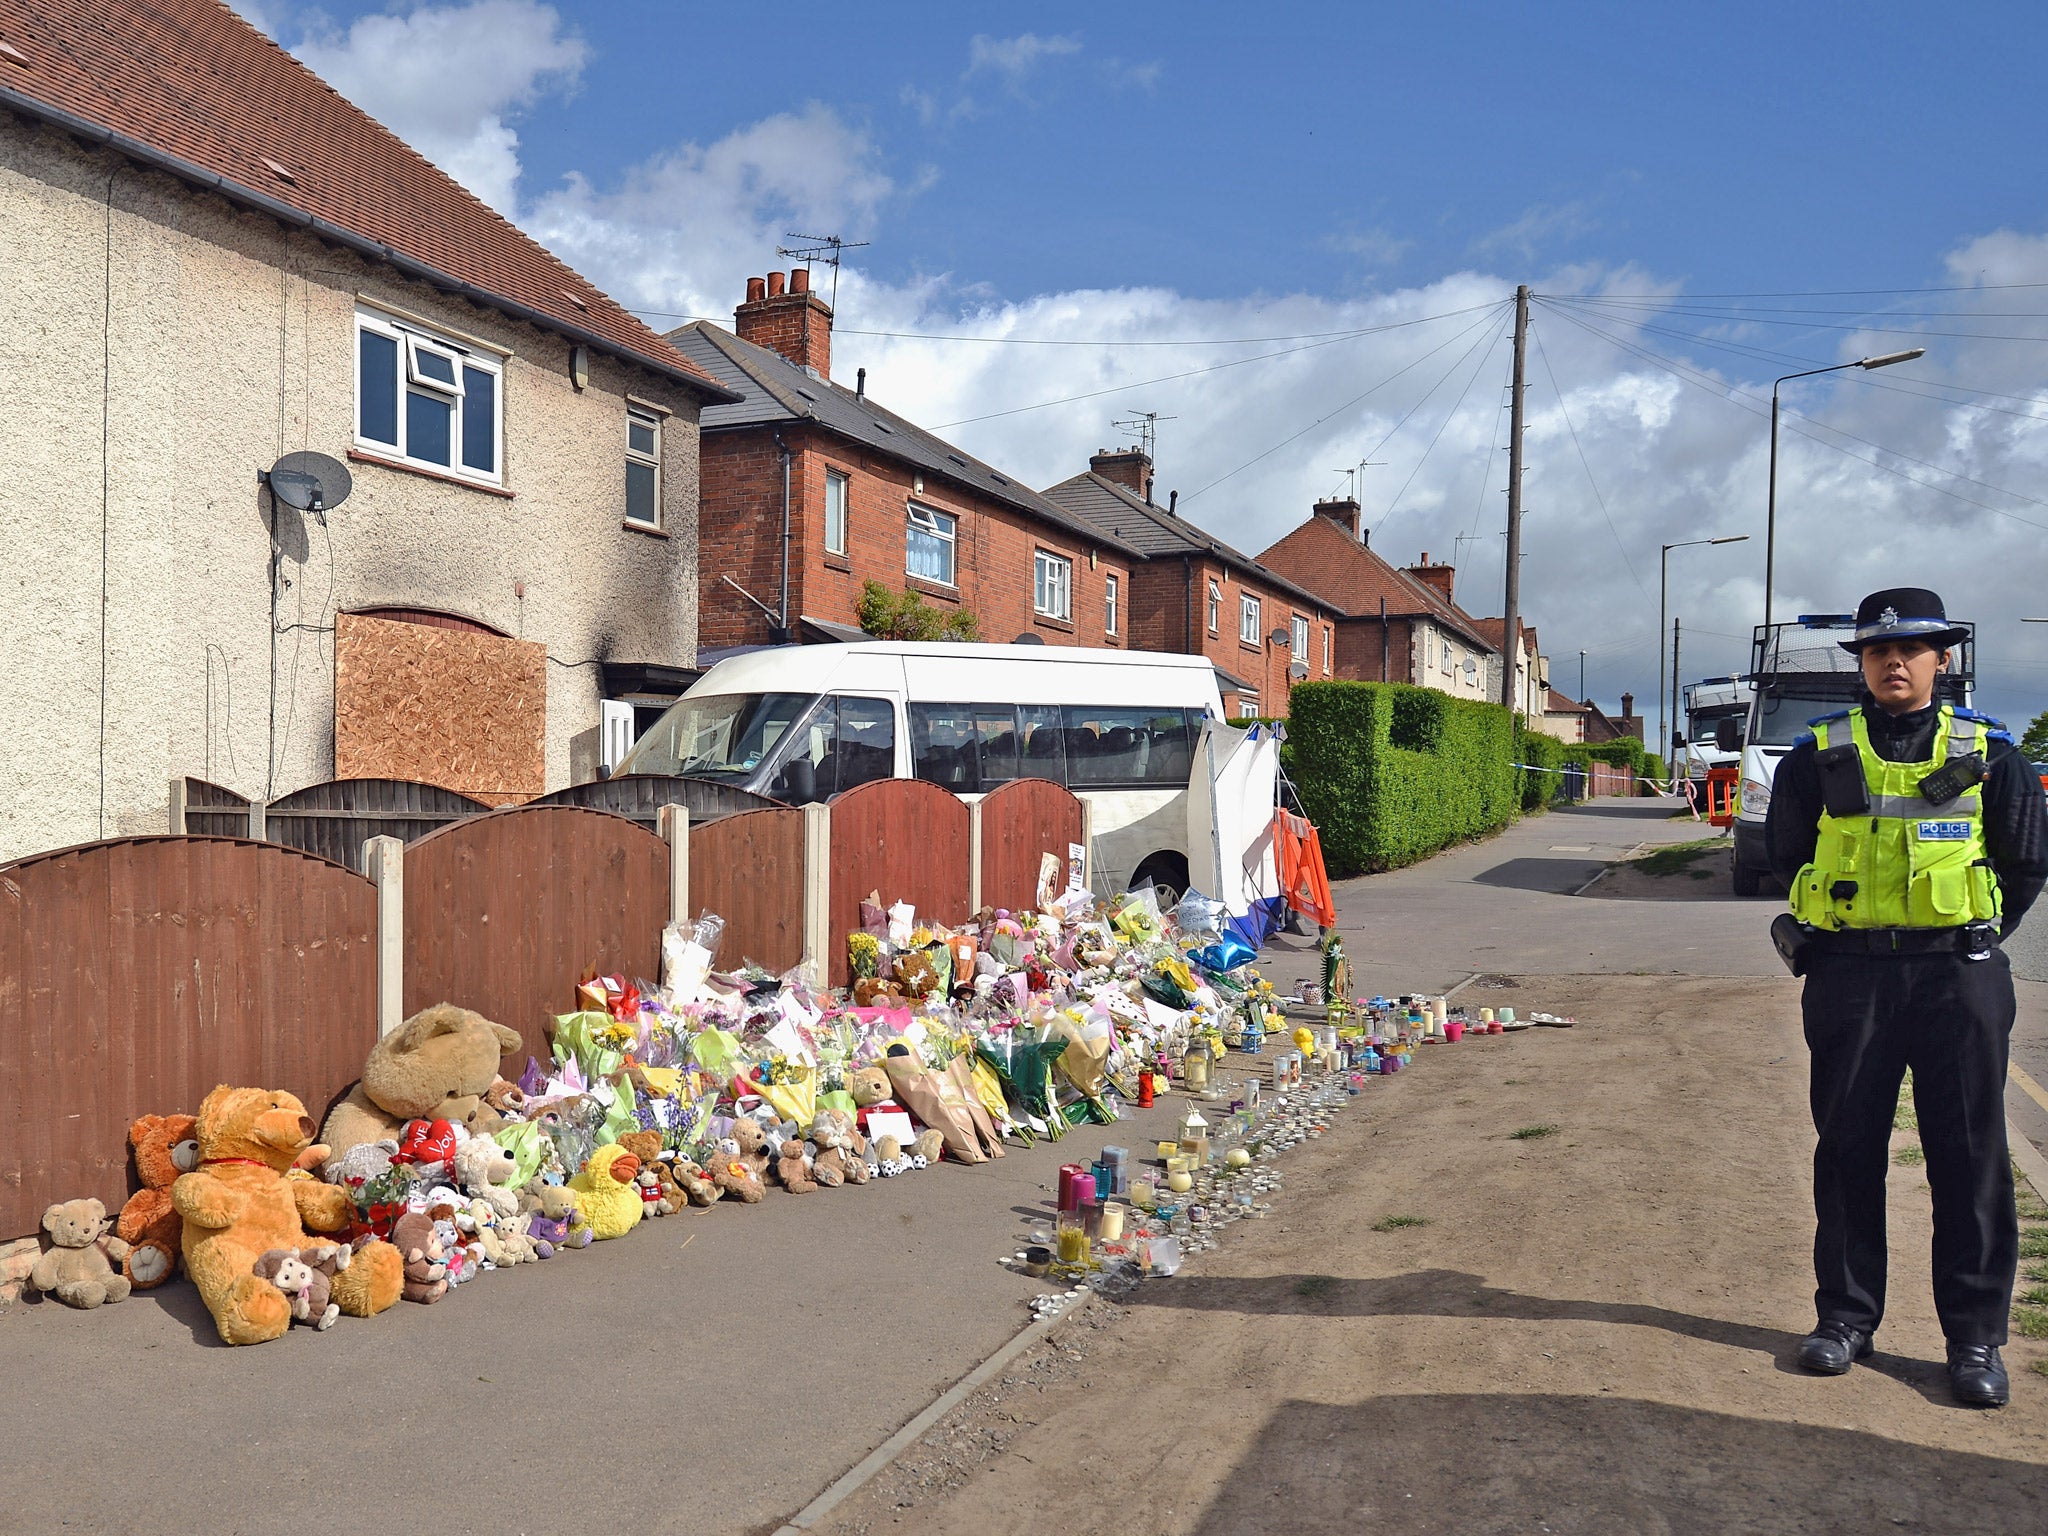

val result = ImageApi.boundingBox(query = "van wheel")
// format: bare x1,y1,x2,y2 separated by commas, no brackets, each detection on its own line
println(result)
1128,853,1190,907
1732,863,1763,898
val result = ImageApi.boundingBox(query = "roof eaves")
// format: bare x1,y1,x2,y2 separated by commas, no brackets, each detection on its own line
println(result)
0,82,741,404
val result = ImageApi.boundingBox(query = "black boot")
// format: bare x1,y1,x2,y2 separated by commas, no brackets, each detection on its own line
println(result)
1946,1344,2009,1408
1796,1319,1875,1375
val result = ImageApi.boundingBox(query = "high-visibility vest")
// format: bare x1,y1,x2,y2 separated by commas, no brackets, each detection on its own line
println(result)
1788,705,2002,930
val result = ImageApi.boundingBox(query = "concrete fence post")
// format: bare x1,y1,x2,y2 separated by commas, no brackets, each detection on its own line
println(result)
362,834,405,1038
802,800,832,987
248,797,266,843
167,778,187,836
658,803,689,927
967,798,984,913
1080,796,1096,897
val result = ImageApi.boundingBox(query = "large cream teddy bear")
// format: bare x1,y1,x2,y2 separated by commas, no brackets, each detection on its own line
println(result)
321,1003,523,1160
175,1085,403,1344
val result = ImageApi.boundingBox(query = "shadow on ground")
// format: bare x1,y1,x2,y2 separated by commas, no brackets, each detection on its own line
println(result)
1187,1392,2048,1535
1469,856,1605,894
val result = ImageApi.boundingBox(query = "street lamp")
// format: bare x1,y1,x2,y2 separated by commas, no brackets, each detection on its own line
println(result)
1578,649,1587,702
1765,348,1927,632
1661,535,1749,762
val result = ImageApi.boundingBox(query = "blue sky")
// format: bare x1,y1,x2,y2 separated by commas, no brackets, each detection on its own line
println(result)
262,1,2048,732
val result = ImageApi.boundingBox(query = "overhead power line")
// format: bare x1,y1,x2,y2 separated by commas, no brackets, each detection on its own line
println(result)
1529,323,1648,600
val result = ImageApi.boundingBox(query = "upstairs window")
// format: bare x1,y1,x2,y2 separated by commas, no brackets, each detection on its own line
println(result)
1240,593,1261,646
355,307,501,484
1323,625,1332,673
825,469,849,556
1104,573,1119,635
1206,580,1221,635
626,407,662,527
1034,550,1072,621
1292,614,1310,663
907,503,957,585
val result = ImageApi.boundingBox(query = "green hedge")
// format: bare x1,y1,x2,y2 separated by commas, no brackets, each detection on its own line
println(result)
1515,722,1569,812
1287,681,1519,876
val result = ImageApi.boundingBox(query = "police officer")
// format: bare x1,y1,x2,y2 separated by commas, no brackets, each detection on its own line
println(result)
1765,588,2047,1407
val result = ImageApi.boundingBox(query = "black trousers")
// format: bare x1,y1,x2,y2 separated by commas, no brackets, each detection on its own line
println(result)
1802,946,2017,1345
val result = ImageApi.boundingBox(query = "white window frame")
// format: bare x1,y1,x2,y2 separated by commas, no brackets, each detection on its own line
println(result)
824,469,850,556
906,502,958,586
625,406,662,527
1323,625,1332,673
1034,550,1072,621
353,305,502,487
1291,614,1310,664
1240,593,1261,647
1207,580,1221,635
1104,573,1119,635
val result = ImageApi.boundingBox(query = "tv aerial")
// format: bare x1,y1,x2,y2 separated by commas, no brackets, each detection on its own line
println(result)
777,232,870,309
260,451,352,525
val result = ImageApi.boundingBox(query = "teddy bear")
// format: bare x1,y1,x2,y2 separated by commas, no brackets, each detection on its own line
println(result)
707,1136,764,1203
730,1118,773,1182
320,1003,524,1161
251,1244,348,1330
519,1183,588,1255
848,1065,945,1164
482,1076,529,1120
391,1210,449,1303
669,1155,721,1208
28,1199,132,1309
773,1135,816,1193
176,1085,404,1344
615,1131,677,1218
454,1134,522,1219
426,1200,480,1283
808,1109,869,1187
462,1199,536,1268
115,1112,198,1289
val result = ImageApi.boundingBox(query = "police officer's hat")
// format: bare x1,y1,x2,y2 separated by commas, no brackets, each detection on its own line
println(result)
1837,587,1970,654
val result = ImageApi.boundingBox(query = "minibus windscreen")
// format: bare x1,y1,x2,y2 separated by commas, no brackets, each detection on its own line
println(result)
617,692,818,778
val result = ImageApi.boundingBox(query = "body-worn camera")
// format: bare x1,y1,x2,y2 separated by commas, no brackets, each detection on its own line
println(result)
1814,744,1872,818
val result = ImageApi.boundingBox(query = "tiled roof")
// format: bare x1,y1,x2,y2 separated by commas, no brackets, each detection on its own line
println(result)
1256,514,1498,651
1545,688,1590,714
669,323,1145,558
0,0,732,399
1041,473,1334,611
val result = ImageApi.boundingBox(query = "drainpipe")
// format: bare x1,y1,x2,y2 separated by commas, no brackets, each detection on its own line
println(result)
1182,555,1194,653
1380,597,1389,681
773,432,792,644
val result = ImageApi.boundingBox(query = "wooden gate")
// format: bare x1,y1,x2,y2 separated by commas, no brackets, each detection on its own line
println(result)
978,778,1084,913
402,805,669,1069
0,836,378,1239
689,807,806,974
826,779,970,986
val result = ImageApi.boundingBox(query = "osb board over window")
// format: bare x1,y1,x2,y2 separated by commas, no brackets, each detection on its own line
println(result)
334,612,546,805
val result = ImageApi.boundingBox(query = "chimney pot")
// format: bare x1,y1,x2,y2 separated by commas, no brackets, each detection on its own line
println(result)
736,266,834,378
790,267,810,294
766,271,786,298
746,276,766,303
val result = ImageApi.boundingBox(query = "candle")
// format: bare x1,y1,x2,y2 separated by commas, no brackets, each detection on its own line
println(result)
1183,1050,1211,1092
1098,1202,1126,1241
1057,1163,1086,1212
1056,1224,1090,1264
1166,1169,1193,1194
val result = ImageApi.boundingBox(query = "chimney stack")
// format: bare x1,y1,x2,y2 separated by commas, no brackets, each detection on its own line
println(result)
1621,691,1635,722
1404,555,1456,603
736,268,834,378
1091,445,1155,505
1312,496,1361,539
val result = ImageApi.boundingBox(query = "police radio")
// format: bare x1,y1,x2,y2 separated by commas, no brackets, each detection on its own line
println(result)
1918,753,1990,806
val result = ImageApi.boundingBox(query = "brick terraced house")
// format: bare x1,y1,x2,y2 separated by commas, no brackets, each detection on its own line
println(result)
668,274,1143,660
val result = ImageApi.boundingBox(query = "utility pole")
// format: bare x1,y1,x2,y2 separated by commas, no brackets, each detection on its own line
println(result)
1669,618,1682,766
1499,284,1529,714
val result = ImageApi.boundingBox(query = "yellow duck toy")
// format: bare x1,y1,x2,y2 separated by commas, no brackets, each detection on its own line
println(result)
567,1143,644,1240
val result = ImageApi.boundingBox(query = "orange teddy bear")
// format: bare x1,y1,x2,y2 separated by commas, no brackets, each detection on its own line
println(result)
115,1113,199,1290
174,1085,404,1345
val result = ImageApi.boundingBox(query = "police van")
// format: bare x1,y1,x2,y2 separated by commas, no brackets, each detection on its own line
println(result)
1726,614,1975,896
613,641,1228,899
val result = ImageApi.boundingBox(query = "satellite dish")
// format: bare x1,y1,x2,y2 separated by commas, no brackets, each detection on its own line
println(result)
1267,626,1291,649
262,451,353,516
1012,632,1046,646
1462,657,1477,677
1288,662,1309,682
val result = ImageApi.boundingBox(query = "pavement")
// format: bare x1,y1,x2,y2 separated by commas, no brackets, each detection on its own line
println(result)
3,791,2042,1535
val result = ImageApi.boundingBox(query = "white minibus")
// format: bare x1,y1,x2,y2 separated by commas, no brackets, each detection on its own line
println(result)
613,642,1227,898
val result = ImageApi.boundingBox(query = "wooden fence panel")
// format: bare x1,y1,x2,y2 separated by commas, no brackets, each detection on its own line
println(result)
688,807,806,975
265,778,490,868
402,805,669,1072
826,779,970,987
531,774,787,829
180,777,253,837
0,836,377,1241
978,778,1085,914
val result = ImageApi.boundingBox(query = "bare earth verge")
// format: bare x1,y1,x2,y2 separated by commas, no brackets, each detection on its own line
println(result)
812,974,2048,1536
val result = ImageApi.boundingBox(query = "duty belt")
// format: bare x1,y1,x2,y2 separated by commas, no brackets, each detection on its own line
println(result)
1808,922,2000,957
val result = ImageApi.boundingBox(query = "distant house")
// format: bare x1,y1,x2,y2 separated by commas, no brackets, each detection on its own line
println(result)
1470,618,1551,722
1583,694,1646,746
669,273,1142,660
1041,450,1338,718
0,0,735,861
1539,689,1592,743
1256,498,1497,701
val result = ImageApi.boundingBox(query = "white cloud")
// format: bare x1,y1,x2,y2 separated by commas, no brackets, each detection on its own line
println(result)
1472,201,1594,262
966,32,1083,83
293,0,588,213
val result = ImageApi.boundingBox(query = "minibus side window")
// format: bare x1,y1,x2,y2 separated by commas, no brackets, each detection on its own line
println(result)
833,697,897,793
975,707,1021,785
1063,707,1193,787
1018,705,1065,783
910,703,979,791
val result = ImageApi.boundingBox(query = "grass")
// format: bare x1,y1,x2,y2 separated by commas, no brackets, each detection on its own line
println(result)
1510,1123,1561,1141
2033,1359,2048,1381
1894,1073,1917,1133
2021,1230,2048,1261
1635,839,1723,878
2016,1187,2048,1223
2019,1285,2048,1308
2025,1259,2048,1284
2012,1306,2048,1341
1372,1214,1429,1232
1295,1274,1338,1298
1894,1145,1926,1167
